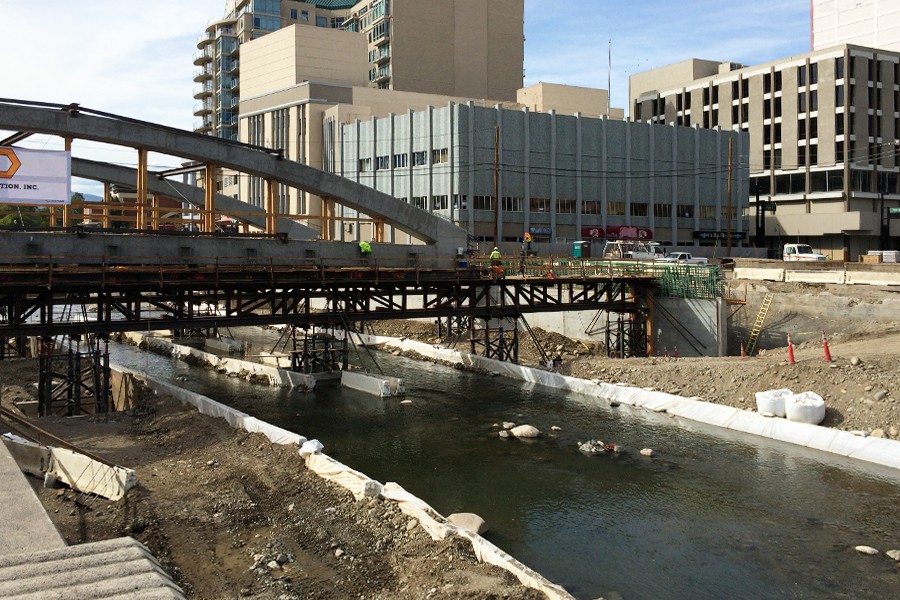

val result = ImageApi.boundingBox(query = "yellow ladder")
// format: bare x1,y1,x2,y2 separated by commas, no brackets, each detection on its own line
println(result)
745,293,773,356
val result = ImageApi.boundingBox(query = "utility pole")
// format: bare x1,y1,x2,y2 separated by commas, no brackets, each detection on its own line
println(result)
493,126,499,247
726,137,733,257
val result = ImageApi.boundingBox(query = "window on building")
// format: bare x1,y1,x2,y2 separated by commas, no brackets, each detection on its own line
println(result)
607,201,625,216
810,62,818,85
699,205,717,220
676,94,683,111
810,89,818,112
654,203,672,218
290,8,297,19
764,73,772,94
316,16,328,27
412,151,427,166
731,80,739,99
712,86,719,104
764,100,772,120
453,195,468,210
798,65,807,87
392,153,407,168
798,145,806,167
583,200,600,214
530,197,550,213
774,122,782,143
764,149,772,169
557,199,576,214
835,113,844,136
630,202,648,217
331,17,344,28
742,78,749,97
375,155,389,170
685,93,692,109
774,148,782,169
432,195,449,210
358,158,371,172
836,85,844,108
732,105,739,125
809,144,818,166
676,204,694,218
764,126,772,146
775,70,783,91
502,197,523,212
473,195,493,211
774,96,782,118
798,92,806,114
301,10,309,21
809,117,818,140
798,119,806,140
836,56,844,80
411,196,427,209
431,148,448,164
703,87,710,106
741,103,749,123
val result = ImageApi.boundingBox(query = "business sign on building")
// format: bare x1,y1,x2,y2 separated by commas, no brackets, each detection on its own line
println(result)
693,230,747,241
529,226,552,236
581,226,654,240
0,147,71,205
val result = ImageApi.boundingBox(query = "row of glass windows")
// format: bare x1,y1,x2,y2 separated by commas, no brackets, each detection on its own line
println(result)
357,148,448,171
400,195,734,219
752,170,900,195
645,57,900,123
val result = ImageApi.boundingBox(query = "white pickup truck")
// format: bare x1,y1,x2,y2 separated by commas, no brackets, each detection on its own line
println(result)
659,252,708,264
782,243,827,261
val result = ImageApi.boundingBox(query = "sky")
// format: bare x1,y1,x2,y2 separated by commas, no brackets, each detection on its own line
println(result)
2,0,811,195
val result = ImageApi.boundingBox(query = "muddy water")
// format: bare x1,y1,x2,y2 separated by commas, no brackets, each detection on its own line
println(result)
109,334,900,600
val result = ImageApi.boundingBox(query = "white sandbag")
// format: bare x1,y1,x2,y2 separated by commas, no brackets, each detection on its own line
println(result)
784,391,826,425
755,388,792,417
299,439,325,456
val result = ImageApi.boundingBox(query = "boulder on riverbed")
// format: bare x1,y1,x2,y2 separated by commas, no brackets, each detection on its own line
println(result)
509,424,541,439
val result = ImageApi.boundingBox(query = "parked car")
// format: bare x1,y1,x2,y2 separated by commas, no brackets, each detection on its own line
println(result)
659,252,709,264
782,243,827,261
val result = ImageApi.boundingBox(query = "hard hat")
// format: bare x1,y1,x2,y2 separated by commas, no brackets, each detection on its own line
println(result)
493,246,499,250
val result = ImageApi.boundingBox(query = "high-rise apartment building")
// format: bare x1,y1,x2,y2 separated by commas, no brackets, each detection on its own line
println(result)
631,44,900,260
813,0,900,53
194,0,356,141
194,0,524,140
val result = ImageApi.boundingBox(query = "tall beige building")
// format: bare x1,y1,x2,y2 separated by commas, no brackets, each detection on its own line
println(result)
194,0,524,141
631,45,900,260
813,0,900,53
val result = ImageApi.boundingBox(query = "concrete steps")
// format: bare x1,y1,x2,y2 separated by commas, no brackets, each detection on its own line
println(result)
0,537,185,600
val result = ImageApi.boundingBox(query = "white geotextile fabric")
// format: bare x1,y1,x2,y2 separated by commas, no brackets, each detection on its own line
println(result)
112,365,306,447
784,391,826,425
380,482,576,600
303,452,384,501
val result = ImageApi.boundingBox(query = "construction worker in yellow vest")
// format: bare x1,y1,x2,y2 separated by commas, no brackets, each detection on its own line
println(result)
489,246,501,265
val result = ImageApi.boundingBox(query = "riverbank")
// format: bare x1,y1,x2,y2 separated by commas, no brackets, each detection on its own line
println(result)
0,359,548,600
371,312,900,439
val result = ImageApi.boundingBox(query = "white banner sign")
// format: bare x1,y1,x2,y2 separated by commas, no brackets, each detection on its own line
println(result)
0,147,72,205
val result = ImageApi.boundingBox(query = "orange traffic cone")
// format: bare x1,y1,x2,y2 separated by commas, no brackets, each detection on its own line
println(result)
787,333,796,364
740,341,746,358
822,330,833,362
674,346,679,360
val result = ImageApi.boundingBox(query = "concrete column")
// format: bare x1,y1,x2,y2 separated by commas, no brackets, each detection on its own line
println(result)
576,112,583,235
523,107,530,233
550,110,557,240
601,116,608,230
467,102,476,236
624,120,632,226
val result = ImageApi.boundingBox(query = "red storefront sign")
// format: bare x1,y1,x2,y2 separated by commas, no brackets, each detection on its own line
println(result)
580,226,653,240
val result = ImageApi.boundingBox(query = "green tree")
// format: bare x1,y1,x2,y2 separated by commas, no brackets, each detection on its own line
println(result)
0,205,50,227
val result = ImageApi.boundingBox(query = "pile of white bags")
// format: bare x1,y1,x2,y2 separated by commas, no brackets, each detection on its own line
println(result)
754,388,792,417
784,391,826,425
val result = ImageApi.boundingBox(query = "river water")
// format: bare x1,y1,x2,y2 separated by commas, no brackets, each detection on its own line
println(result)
109,331,900,600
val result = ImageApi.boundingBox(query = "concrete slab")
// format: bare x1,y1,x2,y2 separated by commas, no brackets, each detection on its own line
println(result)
0,440,65,554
